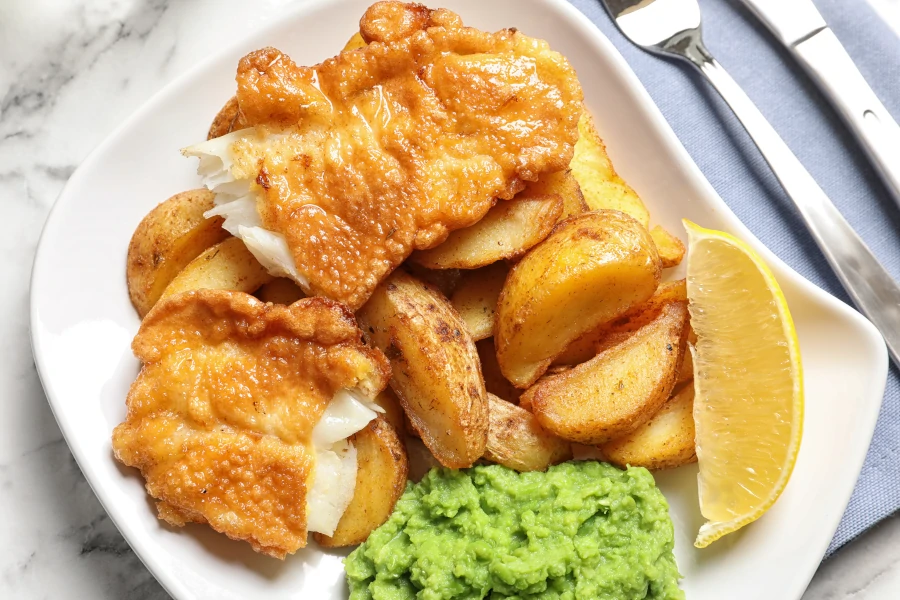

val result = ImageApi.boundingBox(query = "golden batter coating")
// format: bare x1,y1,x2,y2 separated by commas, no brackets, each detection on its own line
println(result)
112,290,390,558
230,1,583,309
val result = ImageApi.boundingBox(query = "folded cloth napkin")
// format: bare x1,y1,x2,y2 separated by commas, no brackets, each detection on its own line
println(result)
566,0,900,557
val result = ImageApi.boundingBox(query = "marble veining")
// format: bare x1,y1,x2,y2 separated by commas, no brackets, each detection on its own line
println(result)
1,0,898,598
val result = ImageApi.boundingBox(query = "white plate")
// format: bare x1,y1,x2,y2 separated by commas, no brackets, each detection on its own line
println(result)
30,0,888,598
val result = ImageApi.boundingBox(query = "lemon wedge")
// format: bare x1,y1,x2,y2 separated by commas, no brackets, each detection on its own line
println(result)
684,220,803,548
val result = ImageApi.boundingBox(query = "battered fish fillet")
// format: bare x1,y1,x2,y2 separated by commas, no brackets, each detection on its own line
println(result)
185,1,583,309
111,290,390,558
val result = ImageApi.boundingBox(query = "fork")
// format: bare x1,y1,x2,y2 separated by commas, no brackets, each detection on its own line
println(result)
599,0,900,368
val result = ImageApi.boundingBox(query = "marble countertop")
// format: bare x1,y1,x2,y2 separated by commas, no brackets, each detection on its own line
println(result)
2,0,898,598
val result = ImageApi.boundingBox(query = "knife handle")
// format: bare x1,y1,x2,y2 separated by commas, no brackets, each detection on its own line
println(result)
794,28,900,210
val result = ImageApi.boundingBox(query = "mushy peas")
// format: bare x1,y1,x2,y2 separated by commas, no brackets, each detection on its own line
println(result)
345,461,684,599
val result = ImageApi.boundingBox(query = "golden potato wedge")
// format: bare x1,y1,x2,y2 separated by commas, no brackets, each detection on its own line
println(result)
343,31,367,51
484,394,572,472
207,96,249,140
412,185,563,270
650,225,686,269
476,339,521,404
523,297,688,444
600,382,696,470
571,111,650,227
314,417,408,547
403,263,462,297
160,237,274,300
449,263,508,341
593,279,687,353
357,270,488,468
552,280,687,367
536,170,589,219
256,278,306,304
126,189,230,317
550,334,599,368
372,387,406,436
598,281,692,385
496,210,662,388
676,344,694,385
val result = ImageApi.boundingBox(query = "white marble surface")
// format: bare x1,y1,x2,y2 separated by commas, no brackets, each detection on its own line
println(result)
1,0,899,598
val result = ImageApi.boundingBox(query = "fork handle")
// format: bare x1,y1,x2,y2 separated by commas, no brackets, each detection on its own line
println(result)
687,46,900,368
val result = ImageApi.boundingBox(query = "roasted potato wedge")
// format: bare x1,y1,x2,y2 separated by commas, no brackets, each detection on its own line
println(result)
496,210,662,388
372,387,406,436
343,31,367,51
676,343,694,385
208,96,249,140
403,263,462,297
553,280,687,367
600,382,696,470
450,263,508,341
650,225,686,269
127,189,230,317
523,297,688,444
476,339,521,404
484,394,572,472
549,334,597,368
357,270,488,468
160,237,274,300
539,170,589,219
256,278,306,304
593,280,687,353
412,184,564,270
314,417,408,547
571,111,650,227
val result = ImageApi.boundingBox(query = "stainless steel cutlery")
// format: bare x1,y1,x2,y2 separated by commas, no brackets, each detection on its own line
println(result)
599,0,900,367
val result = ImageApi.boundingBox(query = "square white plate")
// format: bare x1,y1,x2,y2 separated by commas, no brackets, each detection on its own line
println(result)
30,0,888,598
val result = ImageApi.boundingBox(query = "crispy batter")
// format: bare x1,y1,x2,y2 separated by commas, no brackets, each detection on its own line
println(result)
111,290,390,559
230,1,582,309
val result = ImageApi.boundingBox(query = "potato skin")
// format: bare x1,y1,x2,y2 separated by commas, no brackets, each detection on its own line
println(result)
450,263,508,341
524,297,688,445
126,189,230,317
357,270,488,469
343,31,368,51
314,417,408,547
160,237,274,300
403,263,462,297
601,382,696,470
484,394,571,472
571,111,649,226
495,210,661,388
207,96,249,140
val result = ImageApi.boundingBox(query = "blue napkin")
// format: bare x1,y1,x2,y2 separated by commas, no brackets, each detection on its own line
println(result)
565,0,900,557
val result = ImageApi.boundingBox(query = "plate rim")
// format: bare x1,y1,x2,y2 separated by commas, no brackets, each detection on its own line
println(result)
29,0,889,598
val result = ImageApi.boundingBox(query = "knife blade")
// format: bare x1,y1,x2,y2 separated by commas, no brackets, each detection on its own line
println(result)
740,0,900,211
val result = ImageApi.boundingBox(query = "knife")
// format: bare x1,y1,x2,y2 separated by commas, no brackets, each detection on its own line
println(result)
740,0,900,210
